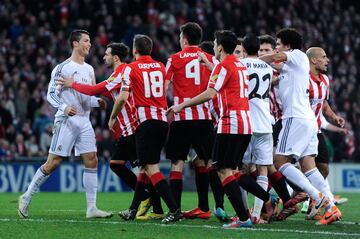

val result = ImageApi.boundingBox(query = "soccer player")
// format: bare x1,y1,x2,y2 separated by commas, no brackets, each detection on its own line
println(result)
260,28,341,225
305,47,345,223
168,30,253,228
109,34,181,223
165,22,217,218
233,38,246,59
57,43,162,219
18,29,112,219
258,34,303,221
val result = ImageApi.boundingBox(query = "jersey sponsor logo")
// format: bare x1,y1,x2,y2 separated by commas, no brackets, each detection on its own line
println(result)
138,63,161,69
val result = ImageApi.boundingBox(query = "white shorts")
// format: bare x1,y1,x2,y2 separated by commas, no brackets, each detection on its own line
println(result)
242,133,273,165
49,115,97,157
276,117,318,160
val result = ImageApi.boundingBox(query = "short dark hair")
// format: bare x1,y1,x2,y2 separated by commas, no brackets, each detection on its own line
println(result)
69,29,89,49
180,22,202,45
242,33,260,55
276,28,302,50
199,41,214,55
237,38,243,45
258,34,276,49
133,34,153,55
214,30,237,54
106,43,129,62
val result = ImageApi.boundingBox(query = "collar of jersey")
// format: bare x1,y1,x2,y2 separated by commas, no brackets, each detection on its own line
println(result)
137,55,153,61
310,72,326,84
183,46,200,51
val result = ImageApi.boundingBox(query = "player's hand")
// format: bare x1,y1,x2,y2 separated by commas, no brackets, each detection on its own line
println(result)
334,115,345,128
197,51,208,63
108,118,116,132
166,104,182,116
64,106,77,116
57,74,75,88
98,98,107,110
338,127,349,135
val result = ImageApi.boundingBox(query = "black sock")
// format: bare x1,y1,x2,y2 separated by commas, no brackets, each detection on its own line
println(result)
195,166,209,211
208,167,224,209
238,173,269,202
151,172,178,213
110,162,137,190
223,176,248,221
169,171,182,210
130,174,148,210
286,179,303,193
269,171,291,203
148,183,163,214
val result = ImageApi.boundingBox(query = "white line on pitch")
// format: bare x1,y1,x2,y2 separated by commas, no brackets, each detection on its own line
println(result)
0,218,359,237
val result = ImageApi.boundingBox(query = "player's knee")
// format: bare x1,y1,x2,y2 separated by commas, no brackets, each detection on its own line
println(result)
171,160,184,172
109,160,126,171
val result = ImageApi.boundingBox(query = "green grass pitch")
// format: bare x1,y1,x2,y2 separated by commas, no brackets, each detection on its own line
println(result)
1,192,359,239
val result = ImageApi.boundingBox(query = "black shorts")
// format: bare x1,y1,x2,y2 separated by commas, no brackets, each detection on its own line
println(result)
135,120,168,167
111,134,138,167
212,134,251,170
166,120,214,163
272,119,282,147
315,133,329,164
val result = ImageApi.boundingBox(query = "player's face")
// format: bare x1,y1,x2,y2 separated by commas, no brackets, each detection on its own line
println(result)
103,47,114,67
179,32,186,50
275,39,289,53
233,44,245,59
315,50,330,73
77,34,91,56
258,43,275,57
213,39,221,60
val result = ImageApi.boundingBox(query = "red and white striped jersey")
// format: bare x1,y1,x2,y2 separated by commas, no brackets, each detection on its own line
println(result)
71,64,138,139
121,55,167,123
166,46,217,121
208,55,252,135
269,84,283,123
309,72,329,129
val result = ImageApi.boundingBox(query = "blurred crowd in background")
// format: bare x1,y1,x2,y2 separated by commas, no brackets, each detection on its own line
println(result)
0,0,359,161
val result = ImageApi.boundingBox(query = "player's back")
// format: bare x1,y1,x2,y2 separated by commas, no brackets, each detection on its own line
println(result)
122,55,167,123
241,57,273,133
208,55,251,134
166,46,214,121
48,59,94,118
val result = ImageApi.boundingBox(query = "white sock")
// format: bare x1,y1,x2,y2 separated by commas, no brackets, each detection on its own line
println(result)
252,176,268,219
279,163,321,201
24,166,49,198
240,187,248,211
324,178,335,202
305,168,335,210
83,168,98,210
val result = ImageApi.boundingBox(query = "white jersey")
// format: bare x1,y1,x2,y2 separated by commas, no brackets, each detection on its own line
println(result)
47,59,97,119
241,58,273,133
278,49,315,120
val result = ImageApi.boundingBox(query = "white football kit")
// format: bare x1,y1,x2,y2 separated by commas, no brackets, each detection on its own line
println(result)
241,58,273,165
47,59,98,157
275,50,318,159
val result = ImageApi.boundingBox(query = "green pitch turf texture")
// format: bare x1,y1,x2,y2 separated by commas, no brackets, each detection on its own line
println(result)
1,192,359,239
